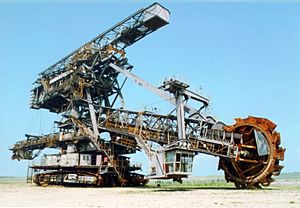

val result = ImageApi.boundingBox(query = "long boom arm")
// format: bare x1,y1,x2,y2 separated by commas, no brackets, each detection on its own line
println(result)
30,3,170,113
39,3,170,78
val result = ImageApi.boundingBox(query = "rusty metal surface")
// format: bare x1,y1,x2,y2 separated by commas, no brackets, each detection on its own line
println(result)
219,116,285,188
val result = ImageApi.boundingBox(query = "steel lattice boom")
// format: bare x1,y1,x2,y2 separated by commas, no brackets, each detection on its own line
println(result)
30,3,170,113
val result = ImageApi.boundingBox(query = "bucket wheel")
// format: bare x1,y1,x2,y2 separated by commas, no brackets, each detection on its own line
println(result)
219,116,285,189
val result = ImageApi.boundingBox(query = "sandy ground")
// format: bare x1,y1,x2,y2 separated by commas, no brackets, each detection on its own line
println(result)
1,181,300,208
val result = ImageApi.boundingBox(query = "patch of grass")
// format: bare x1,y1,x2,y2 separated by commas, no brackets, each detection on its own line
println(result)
142,178,235,191
277,172,300,180
142,174,300,191
0,177,27,184
0,177,33,189
271,185,300,191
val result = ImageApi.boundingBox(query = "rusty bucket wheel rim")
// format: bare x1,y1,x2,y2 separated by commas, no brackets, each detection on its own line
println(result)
220,117,282,188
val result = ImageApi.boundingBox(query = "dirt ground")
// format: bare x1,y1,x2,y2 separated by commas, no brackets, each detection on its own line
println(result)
1,179,300,207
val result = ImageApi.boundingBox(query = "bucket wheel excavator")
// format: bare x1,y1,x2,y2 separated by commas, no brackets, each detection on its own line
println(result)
10,3,284,189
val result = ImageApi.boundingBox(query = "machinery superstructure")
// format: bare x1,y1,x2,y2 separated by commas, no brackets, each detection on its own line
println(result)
10,3,285,188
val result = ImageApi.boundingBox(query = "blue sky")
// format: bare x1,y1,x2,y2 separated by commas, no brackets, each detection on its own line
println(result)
0,1,299,177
